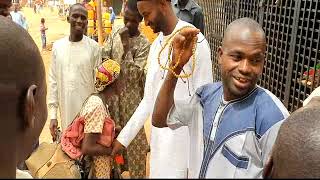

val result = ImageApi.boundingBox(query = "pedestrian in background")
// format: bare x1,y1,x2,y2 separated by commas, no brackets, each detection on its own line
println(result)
10,3,28,30
172,0,205,34
40,17,48,51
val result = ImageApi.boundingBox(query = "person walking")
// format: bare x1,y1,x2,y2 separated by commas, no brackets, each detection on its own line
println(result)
40,17,48,51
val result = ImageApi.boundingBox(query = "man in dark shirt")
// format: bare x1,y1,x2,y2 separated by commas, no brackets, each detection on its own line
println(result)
172,0,205,34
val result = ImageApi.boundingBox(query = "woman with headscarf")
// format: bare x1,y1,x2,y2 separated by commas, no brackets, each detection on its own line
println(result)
62,60,123,178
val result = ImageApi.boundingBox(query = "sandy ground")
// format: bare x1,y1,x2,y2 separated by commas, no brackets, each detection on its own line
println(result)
23,6,154,178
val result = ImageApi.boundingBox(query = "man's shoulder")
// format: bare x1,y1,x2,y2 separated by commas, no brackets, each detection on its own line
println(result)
255,87,287,110
196,82,222,99
189,0,203,14
53,36,68,47
255,88,288,119
83,35,99,47
253,87,289,137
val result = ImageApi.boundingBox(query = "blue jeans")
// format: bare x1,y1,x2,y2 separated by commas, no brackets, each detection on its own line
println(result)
41,34,46,49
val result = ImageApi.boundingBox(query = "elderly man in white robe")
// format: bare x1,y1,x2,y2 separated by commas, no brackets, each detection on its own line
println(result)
48,3,101,141
111,0,213,178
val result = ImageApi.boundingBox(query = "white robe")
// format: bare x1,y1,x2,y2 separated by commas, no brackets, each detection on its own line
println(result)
16,169,33,178
48,36,101,131
116,20,213,178
303,86,320,106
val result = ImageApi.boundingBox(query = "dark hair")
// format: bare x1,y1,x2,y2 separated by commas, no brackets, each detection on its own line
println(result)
41,18,45,23
69,3,86,16
126,0,143,20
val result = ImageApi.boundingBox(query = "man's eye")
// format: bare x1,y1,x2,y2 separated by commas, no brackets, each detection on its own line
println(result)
251,56,264,63
230,54,241,60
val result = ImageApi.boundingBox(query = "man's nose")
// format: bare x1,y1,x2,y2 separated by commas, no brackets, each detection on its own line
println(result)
238,59,251,74
76,17,82,23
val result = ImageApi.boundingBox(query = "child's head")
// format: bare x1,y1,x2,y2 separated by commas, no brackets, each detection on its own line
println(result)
41,18,45,23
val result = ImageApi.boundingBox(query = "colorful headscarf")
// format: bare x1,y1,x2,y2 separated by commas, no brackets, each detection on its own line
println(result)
95,59,121,92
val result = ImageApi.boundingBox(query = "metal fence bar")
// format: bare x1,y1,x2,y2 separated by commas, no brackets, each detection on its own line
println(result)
277,0,291,102
311,2,320,98
290,0,307,111
287,0,320,111
299,0,314,109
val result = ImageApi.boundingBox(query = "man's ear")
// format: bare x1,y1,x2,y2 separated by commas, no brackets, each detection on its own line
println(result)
217,46,223,65
263,155,274,179
22,85,37,130
67,15,70,23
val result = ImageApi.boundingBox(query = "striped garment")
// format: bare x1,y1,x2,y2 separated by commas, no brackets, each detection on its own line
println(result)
167,82,289,178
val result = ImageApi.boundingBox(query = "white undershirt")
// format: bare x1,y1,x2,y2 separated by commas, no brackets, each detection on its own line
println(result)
210,97,229,141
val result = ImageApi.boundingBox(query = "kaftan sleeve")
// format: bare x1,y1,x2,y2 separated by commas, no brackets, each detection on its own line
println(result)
259,120,284,166
116,41,155,148
167,93,199,130
48,43,59,120
259,104,289,165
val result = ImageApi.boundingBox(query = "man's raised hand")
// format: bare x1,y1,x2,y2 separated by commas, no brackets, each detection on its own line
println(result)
171,27,200,70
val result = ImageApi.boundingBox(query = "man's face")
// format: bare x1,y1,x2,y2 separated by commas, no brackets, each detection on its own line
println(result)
0,0,12,17
123,8,142,37
219,31,266,100
137,0,165,33
13,3,19,12
68,6,88,36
